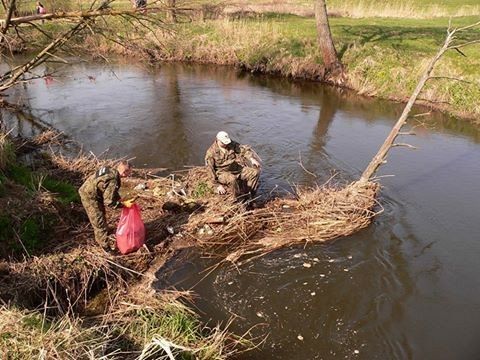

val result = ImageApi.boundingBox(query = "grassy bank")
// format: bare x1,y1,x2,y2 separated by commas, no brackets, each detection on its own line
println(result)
0,295,235,359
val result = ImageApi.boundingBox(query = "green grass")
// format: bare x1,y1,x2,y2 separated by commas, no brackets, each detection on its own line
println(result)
0,215,14,243
139,14,478,119
0,174,7,197
7,164,79,204
192,181,213,198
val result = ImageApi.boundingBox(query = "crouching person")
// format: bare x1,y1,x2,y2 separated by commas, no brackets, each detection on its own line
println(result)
79,161,133,250
205,131,261,200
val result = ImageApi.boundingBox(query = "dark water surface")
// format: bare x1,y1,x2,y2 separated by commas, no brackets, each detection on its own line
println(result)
4,61,480,359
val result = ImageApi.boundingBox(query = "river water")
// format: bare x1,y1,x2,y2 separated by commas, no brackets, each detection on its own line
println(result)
4,61,480,359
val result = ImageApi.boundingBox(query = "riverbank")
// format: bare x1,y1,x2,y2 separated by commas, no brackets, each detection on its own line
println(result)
0,130,241,358
3,8,480,121
64,13,479,122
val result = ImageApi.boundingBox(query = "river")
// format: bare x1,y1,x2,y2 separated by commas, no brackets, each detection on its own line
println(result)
3,60,480,359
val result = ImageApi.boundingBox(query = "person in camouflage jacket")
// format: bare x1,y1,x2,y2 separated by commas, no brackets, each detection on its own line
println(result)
78,161,132,249
205,131,261,199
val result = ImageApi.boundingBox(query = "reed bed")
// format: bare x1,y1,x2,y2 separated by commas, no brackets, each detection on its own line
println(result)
141,166,380,263
2,245,156,312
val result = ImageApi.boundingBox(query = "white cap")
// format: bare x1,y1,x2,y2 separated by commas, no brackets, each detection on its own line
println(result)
216,131,231,145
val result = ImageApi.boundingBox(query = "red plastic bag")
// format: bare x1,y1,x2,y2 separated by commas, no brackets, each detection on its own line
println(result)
115,204,145,254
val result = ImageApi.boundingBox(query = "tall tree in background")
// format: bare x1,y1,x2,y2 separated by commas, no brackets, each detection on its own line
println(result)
315,0,343,81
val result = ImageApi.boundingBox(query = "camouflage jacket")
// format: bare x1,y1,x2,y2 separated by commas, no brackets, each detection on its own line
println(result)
79,166,122,208
204,140,253,184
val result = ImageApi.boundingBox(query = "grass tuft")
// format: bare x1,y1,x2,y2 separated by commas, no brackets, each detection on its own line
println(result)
0,133,15,172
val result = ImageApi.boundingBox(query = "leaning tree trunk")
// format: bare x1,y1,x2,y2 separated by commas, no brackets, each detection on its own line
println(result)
315,0,343,80
359,27,463,183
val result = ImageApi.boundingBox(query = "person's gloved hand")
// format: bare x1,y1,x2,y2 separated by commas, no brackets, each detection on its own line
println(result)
122,198,135,208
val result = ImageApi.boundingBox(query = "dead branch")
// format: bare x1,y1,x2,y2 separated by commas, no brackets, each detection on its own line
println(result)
359,22,480,182
0,6,191,27
392,143,417,150
0,0,16,47
0,21,86,92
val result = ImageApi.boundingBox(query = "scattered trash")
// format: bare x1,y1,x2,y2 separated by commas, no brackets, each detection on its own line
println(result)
310,292,316,296
348,255,353,259
343,268,349,272
134,182,147,191
354,350,360,354
256,312,264,318
227,281,233,285
303,263,311,268
166,226,174,234
297,335,304,341
313,257,319,262
320,274,326,278
328,259,335,263
197,224,214,236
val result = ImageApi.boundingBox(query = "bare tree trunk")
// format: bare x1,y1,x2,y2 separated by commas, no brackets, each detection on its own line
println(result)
315,0,343,79
167,0,177,23
0,7,171,26
360,30,455,183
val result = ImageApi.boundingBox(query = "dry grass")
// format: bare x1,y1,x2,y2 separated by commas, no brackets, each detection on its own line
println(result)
225,0,480,19
329,0,480,19
2,244,155,312
0,305,113,359
0,132,15,172
129,167,380,264
100,290,244,360
31,129,65,146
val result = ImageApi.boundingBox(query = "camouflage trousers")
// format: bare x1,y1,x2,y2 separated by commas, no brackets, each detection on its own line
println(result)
217,166,260,198
79,191,108,247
